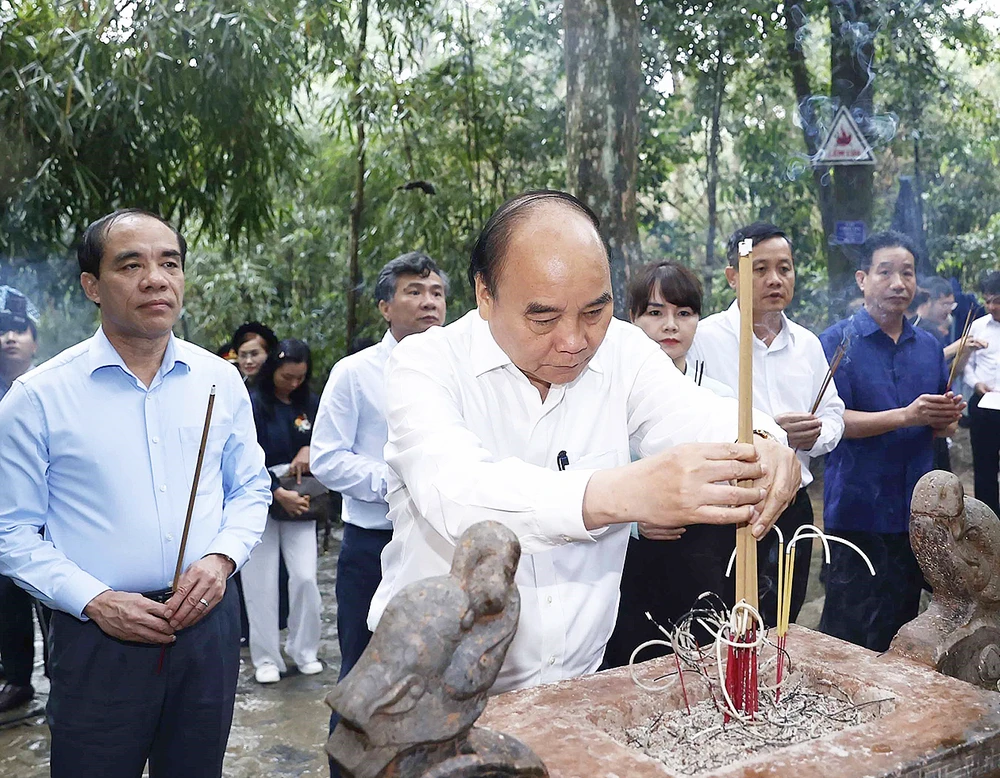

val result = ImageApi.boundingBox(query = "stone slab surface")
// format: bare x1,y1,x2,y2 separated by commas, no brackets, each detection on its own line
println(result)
480,625,1000,777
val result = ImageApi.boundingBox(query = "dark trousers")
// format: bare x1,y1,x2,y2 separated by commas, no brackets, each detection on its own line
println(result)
970,393,1000,517
329,523,393,777
818,530,923,653
757,487,813,629
48,583,241,778
0,574,35,686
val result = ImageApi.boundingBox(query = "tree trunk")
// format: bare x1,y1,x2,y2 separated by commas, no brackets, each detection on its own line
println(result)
705,39,725,288
564,0,641,319
827,0,875,297
346,0,369,349
784,3,835,290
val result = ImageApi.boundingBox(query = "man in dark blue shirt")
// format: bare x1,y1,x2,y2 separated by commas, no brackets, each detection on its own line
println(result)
819,231,964,652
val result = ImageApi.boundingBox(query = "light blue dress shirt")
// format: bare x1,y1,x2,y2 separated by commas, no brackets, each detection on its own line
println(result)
310,330,396,531
0,328,271,619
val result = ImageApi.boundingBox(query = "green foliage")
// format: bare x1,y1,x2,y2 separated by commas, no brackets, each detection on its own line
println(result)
4,0,1000,369
183,0,567,377
0,0,318,252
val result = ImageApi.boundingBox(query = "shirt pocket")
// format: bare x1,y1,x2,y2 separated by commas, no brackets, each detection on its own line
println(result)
563,449,625,472
178,425,227,497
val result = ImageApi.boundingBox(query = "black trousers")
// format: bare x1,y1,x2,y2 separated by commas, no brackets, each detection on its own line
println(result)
757,487,813,630
47,583,241,778
0,574,35,686
969,392,1000,517
818,530,923,653
329,523,393,777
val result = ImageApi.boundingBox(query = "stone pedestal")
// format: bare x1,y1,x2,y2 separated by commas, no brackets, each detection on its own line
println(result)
480,626,1000,777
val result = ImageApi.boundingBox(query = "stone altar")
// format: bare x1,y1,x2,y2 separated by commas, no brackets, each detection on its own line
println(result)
480,625,1000,777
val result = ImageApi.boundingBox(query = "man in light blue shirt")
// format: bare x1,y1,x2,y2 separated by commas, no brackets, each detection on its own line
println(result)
311,251,447,777
0,209,271,778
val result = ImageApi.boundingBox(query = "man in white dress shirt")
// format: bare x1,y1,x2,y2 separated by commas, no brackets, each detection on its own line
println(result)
367,191,801,694
311,252,447,774
688,222,845,628
964,271,1000,516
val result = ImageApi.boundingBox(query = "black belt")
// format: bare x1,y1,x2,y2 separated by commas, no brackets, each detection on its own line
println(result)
140,587,173,604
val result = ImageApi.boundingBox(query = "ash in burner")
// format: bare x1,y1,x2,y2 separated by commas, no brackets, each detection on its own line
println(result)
615,682,893,775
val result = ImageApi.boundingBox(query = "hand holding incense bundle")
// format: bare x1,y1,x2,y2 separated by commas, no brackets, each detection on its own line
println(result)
946,307,975,392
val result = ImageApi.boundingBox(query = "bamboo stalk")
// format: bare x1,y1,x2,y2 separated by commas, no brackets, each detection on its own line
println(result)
736,239,757,612
172,386,217,591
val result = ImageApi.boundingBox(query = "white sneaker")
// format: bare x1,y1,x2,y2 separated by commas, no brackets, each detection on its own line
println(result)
254,664,281,684
298,660,323,676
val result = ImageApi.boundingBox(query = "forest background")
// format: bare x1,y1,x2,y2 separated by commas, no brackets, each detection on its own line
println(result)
2,0,999,376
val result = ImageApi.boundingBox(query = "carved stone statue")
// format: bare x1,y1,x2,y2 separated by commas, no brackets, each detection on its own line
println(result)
325,520,548,778
891,470,1000,689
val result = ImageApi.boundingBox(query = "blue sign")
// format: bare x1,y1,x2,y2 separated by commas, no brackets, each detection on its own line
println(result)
834,220,867,245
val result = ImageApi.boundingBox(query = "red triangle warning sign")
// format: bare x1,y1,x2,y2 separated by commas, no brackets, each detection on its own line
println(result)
816,105,875,166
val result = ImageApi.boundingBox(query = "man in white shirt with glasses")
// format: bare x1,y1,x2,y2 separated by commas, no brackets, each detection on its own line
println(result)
367,191,801,694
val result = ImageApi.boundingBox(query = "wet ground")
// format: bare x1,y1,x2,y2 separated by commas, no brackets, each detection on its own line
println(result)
0,428,978,776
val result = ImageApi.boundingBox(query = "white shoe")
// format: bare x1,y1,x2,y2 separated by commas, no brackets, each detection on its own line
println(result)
298,660,323,676
255,664,281,684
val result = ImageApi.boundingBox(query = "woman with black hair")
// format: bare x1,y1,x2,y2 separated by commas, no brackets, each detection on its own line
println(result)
242,339,324,684
230,321,278,383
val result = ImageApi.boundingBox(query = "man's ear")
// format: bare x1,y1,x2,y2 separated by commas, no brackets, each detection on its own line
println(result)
855,270,867,293
724,266,738,291
377,299,391,325
80,272,100,306
475,275,493,318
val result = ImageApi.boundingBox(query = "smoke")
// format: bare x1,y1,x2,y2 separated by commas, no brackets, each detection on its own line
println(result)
782,6,899,183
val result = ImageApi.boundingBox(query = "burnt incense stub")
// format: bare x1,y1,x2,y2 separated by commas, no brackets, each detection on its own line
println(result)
891,470,1000,689
325,521,547,778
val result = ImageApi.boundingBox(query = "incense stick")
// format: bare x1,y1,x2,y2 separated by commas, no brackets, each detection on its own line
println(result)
735,239,757,612
946,306,975,392
809,340,847,416
172,385,217,591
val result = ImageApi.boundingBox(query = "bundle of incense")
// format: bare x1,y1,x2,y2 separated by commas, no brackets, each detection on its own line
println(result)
946,307,975,391
809,339,847,415
726,237,759,719
775,536,796,701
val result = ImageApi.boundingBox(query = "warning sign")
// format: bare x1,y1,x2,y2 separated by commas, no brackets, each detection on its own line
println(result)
816,105,875,166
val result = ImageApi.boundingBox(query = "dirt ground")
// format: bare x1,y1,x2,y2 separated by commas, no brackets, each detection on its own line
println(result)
0,428,978,776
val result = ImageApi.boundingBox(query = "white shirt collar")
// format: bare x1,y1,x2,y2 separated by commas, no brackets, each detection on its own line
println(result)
722,300,795,350
468,310,606,379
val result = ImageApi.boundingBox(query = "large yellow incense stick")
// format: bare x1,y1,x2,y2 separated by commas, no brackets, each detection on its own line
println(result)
736,239,758,612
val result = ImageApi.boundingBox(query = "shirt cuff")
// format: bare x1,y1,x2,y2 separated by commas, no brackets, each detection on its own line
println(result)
62,570,112,621
203,536,252,575
524,468,599,549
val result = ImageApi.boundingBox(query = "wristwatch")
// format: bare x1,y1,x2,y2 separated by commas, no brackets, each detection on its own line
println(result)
752,429,776,442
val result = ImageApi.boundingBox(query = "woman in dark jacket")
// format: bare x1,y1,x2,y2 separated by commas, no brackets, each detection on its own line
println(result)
242,339,324,684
